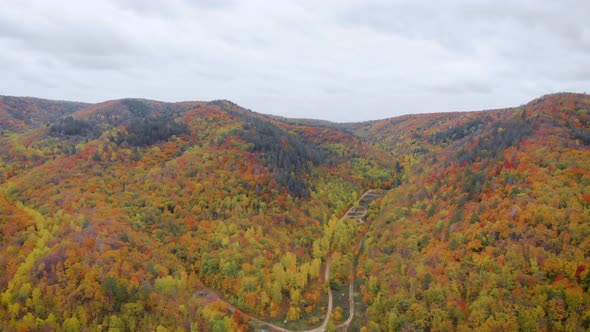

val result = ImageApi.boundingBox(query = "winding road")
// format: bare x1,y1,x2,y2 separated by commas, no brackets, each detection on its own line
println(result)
336,190,385,331
199,259,332,332
199,189,385,332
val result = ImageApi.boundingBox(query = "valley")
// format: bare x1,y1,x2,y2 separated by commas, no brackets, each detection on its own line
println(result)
0,93,589,331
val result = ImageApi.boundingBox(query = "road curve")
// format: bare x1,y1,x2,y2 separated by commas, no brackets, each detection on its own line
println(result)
199,259,332,332
335,280,354,331
337,191,385,331
335,233,368,331
312,258,333,332
199,190,383,332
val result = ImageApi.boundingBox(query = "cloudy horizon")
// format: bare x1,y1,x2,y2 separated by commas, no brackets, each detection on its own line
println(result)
0,0,588,122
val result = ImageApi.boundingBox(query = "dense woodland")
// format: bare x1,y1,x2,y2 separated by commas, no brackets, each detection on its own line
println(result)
0,93,588,331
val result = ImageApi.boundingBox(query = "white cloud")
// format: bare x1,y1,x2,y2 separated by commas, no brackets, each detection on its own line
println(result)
0,0,588,121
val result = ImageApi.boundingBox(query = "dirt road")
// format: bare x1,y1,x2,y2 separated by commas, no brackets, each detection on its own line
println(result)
337,190,385,331
198,259,332,332
199,189,384,332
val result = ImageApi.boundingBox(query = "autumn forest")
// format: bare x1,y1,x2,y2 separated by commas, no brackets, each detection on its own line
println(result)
0,93,589,331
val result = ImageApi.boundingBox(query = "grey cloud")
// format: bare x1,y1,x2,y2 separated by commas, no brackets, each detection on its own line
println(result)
428,80,494,95
192,67,236,82
114,0,236,17
0,5,141,71
322,86,353,95
334,0,590,58
63,54,132,71
0,0,588,121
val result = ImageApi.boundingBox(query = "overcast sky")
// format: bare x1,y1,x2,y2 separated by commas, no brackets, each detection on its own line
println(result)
0,0,588,122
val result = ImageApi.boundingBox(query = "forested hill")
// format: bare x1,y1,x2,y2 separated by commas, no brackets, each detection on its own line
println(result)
345,93,590,330
0,92,588,331
0,96,90,131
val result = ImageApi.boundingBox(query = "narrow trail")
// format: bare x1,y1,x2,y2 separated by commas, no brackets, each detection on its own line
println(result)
337,190,386,331
334,231,370,331
196,288,292,332
199,189,384,332
199,260,332,332
311,258,333,332
335,281,354,330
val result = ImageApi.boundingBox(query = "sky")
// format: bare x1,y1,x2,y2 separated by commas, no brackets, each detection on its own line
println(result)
0,0,589,122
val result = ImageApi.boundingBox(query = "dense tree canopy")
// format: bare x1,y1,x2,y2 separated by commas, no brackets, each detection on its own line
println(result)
0,93,588,331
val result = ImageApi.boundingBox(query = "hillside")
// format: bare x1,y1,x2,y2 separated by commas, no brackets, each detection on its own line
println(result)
346,93,590,331
0,96,90,132
0,93,589,331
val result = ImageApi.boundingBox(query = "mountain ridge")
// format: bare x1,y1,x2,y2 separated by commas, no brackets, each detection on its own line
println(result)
3,92,585,129
0,92,588,331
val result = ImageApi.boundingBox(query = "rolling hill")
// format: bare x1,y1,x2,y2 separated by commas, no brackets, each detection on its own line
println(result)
0,93,588,331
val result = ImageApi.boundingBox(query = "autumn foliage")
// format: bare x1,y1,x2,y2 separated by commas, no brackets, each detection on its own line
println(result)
0,93,588,331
